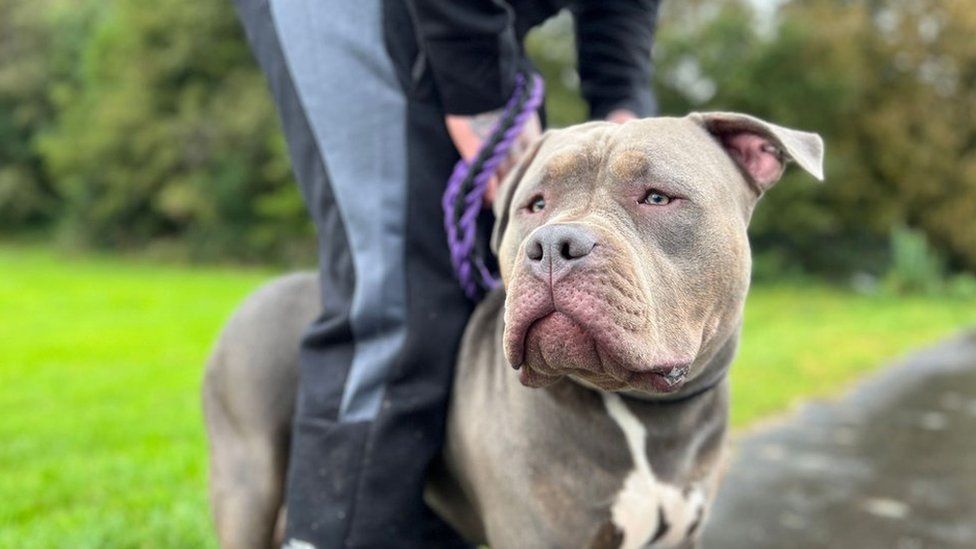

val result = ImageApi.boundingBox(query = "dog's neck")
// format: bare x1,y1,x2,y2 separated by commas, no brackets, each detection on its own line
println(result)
486,286,735,480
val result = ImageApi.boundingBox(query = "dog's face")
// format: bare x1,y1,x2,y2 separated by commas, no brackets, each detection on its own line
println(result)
493,113,823,394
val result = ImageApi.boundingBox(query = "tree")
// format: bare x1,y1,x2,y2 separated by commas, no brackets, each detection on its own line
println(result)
38,0,312,261
0,0,94,229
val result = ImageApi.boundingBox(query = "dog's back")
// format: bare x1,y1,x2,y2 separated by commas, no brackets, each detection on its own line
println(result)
203,272,318,549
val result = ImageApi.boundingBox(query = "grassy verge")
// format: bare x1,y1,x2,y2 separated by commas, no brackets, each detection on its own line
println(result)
732,283,976,426
1,244,974,546
0,245,270,547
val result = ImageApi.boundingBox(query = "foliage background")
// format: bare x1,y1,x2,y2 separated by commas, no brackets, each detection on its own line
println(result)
1,0,974,277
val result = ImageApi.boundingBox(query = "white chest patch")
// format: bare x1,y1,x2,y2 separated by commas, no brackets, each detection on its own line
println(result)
602,393,707,549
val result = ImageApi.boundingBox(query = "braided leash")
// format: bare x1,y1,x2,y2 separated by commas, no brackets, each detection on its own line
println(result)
442,70,544,301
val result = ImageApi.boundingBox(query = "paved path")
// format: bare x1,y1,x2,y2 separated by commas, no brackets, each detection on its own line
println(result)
703,331,976,548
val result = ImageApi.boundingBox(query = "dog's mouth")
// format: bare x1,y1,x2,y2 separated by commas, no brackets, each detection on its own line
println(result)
620,362,690,393
507,309,692,394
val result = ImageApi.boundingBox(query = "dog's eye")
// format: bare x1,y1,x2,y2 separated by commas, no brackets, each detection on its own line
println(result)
527,195,546,213
641,190,671,206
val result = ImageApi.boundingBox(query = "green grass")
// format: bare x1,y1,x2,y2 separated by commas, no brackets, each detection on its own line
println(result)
0,245,271,548
731,284,976,426
1,244,974,546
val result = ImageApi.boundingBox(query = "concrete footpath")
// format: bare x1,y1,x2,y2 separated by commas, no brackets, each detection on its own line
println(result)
702,331,976,548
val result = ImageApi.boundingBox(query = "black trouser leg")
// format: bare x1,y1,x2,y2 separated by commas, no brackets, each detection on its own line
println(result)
232,0,473,547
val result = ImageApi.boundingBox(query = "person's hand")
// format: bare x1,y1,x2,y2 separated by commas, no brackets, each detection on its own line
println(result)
445,110,543,206
605,108,638,124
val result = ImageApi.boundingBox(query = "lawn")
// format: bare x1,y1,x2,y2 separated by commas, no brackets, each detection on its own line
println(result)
1,244,974,547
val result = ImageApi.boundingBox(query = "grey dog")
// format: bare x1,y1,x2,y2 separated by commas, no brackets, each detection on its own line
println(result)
203,112,824,548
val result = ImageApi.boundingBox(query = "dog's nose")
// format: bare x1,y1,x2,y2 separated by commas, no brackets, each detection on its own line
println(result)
525,224,597,281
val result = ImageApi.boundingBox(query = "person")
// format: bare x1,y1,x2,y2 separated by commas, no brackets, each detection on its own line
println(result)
230,1,660,546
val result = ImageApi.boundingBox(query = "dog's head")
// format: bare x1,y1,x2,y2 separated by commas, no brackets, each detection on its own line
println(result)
493,112,823,394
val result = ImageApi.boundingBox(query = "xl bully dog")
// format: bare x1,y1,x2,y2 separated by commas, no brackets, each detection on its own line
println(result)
203,112,824,548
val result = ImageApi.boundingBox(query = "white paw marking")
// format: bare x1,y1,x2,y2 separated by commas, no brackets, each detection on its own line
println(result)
602,392,706,548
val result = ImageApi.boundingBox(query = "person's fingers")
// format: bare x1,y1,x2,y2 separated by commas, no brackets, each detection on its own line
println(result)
606,109,638,124
445,111,504,161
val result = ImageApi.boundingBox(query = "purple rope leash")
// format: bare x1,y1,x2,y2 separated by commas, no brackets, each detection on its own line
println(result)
443,70,544,301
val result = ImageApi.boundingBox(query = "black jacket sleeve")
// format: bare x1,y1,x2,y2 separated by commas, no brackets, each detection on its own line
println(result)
406,1,521,115
571,0,660,119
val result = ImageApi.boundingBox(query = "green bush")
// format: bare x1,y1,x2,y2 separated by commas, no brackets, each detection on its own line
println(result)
35,0,313,262
947,273,976,299
0,0,96,230
883,226,945,295
0,0,313,262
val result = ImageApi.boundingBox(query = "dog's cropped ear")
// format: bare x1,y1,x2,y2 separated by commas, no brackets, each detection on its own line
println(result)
491,132,551,254
690,112,824,193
